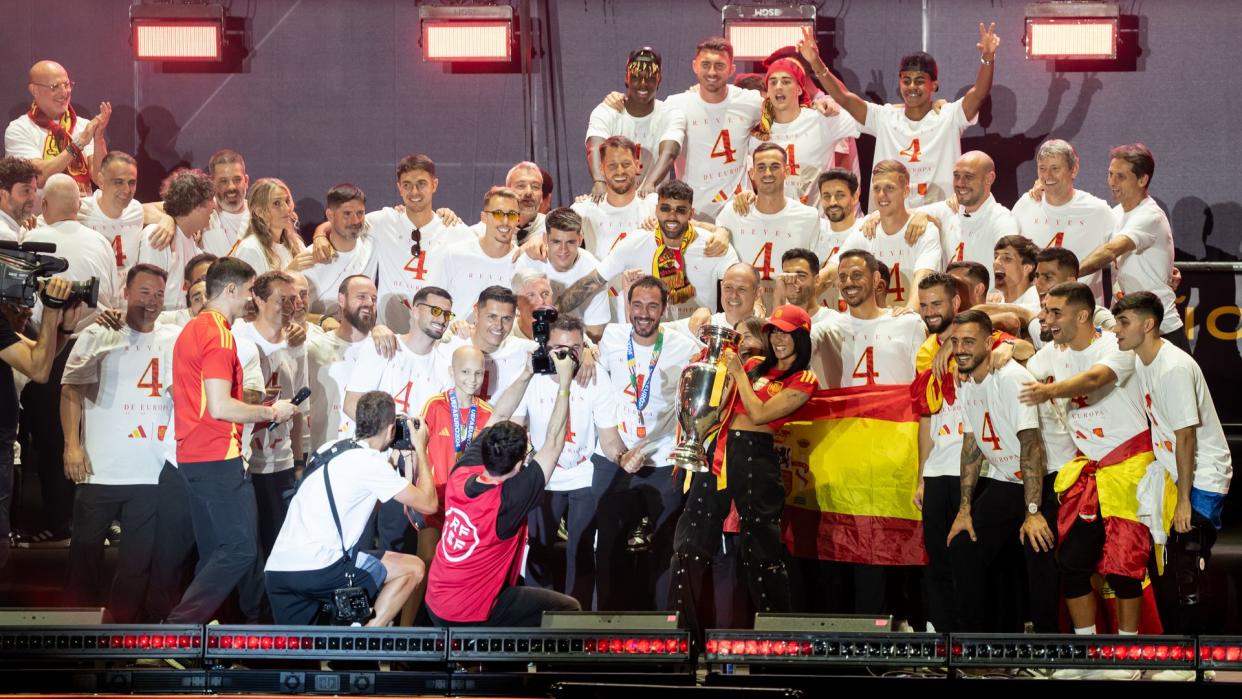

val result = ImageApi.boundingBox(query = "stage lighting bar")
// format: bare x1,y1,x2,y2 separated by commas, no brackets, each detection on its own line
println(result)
1025,2,1119,60
130,3,225,61
703,631,947,667
722,4,816,62
0,625,201,660
419,5,514,62
952,634,1196,670
204,625,445,662
448,629,690,664
1198,637,1242,670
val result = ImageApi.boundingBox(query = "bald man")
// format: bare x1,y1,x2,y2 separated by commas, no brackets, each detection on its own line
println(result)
5,61,110,190
668,261,760,343
918,151,1018,286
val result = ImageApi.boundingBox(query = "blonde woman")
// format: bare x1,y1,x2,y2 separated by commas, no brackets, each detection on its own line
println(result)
231,178,310,273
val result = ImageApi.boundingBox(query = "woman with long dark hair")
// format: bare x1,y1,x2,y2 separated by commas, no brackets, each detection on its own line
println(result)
669,304,818,642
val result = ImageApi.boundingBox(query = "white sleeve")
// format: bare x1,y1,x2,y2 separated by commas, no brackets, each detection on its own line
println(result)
658,105,687,146
819,110,861,143
1114,211,1159,253
582,286,612,326
585,103,620,143
713,206,741,238
357,454,411,503
240,344,265,394
1156,363,1201,432
1024,345,1055,382
994,208,1020,237
595,234,643,282
1000,368,1040,432
344,342,384,393
832,231,869,262
61,328,102,385
860,101,886,136
136,225,172,271
1096,343,1136,386
590,367,619,429
913,223,943,271
4,121,41,159
231,239,269,275
948,98,979,130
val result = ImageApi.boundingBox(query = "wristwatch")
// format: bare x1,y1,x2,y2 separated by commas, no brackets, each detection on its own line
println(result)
1027,502,1039,515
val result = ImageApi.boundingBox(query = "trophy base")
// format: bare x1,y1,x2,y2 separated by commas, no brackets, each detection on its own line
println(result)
669,444,711,473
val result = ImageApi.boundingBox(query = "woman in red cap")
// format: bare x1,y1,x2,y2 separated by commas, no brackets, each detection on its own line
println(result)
669,304,818,643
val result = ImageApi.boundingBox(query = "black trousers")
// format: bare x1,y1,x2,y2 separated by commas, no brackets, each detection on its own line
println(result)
1152,510,1218,634
949,478,1060,632
593,454,682,611
65,483,158,623
0,427,15,570
526,486,598,609
670,431,790,642
166,459,263,624
428,585,580,627
921,475,960,631
19,341,74,531
251,469,295,557
148,463,195,622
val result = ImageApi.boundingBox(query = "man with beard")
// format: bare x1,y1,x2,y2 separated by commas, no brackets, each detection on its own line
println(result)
200,149,251,252
594,276,700,610
586,48,684,200
307,275,376,451
1013,139,1113,302
811,168,862,312
430,187,524,321
303,183,378,319
345,286,455,553
137,169,225,309
469,163,546,247
6,61,109,190
514,208,609,340
0,157,39,241
557,180,738,322
991,235,1040,308
665,37,764,220
919,151,1018,276
948,309,1071,633
715,143,819,310
779,248,830,323
61,264,179,622
975,247,1113,347
573,136,657,264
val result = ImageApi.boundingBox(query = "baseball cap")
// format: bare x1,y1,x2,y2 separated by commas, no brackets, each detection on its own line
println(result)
764,304,812,334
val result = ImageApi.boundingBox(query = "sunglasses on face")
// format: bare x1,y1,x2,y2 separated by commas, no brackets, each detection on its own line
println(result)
416,302,454,321
485,209,521,224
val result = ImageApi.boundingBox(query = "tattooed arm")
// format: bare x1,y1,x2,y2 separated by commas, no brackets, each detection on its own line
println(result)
556,270,607,315
947,433,984,545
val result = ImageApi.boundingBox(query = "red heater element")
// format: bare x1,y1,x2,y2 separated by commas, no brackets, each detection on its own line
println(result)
722,4,816,62
1024,2,1119,60
419,5,514,62
130,4,225,62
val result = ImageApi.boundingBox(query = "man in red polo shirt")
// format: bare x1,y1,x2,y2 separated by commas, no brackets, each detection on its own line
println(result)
166,257,296,624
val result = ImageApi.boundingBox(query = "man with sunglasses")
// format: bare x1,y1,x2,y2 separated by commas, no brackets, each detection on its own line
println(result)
430,187,525,321
303,183,378,319
6,61,110,190
467,163,547,248
345,285,456,553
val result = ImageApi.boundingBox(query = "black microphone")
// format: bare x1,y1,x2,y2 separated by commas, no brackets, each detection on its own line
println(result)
257,387,311,431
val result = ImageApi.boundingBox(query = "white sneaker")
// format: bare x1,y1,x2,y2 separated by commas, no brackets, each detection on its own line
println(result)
1150,669,1196,681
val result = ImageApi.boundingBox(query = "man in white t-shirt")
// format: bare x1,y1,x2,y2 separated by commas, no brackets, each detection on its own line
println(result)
837,160,941,311
77,151,144,276
6,61,109,190
511,269,554,342
345,285,455,553
1113,291,1232,634
265,391,435,627
573,135,659,263
921,151,1018,275
715,143,819,310
1078,144,1186,349
665,37,764,219
61,263,177,622
515,316,628,608
429,186,523,321
778,248,833,323
1012,139,1114,301
797,25,997,208
586,48,684,199
303,183,378,319
454,286,540,404
467,163,548,249
665,261,761,344
810,249,926,389
137,169,223,308
232,271,308,555
0,156,40,241
813,168,864,311
974,247,1113,346
1018,282,1158,637
593,276,700,610
558,180,739,322
199,149,251,253
307,275,377,451
515,208,609,340
948,309,1073,633
991,235,1040,308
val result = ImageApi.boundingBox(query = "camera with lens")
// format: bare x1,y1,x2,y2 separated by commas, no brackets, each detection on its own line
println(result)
0,240,98,309
388,414,420,451
530,307,580,376
331,583,373,625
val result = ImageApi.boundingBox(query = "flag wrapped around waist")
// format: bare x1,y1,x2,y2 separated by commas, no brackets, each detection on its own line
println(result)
779,383,926,566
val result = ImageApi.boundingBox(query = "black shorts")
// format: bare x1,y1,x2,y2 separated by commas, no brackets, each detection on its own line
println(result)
265,550,386,625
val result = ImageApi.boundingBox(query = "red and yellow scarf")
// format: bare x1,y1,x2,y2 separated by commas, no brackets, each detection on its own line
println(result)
28,102,90,190
652,223,697,305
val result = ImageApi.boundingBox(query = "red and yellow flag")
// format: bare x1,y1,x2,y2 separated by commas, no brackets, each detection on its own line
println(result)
779,384,926,566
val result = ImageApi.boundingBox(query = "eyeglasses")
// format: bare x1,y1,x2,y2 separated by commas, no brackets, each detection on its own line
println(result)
410,228,422,258
416,302,454,321
485,209,521,224
33,80,74,93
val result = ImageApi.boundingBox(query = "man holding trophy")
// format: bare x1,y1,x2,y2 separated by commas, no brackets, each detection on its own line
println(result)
668,305,818,643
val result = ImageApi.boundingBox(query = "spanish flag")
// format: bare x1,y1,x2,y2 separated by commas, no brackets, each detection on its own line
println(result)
779,384,926,566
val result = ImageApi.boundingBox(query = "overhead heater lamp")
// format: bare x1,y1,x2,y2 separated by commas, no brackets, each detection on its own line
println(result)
130,3,225,61
722,4,816,62
1025,2,1119,60
420,5,514,62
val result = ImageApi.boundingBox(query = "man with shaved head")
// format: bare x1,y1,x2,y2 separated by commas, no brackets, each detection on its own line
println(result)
918,150,1018,285
6,61,110,190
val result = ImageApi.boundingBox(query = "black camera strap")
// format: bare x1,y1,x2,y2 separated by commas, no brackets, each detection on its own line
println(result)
320,457,360,586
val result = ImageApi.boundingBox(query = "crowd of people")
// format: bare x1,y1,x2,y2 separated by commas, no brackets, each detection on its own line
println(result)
0,21,1230,658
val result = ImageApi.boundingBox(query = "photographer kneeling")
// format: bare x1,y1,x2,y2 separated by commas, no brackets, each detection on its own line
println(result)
264,391,438,626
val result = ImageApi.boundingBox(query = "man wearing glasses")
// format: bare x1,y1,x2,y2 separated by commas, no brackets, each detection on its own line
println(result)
6,61,110,191
429,187,525,321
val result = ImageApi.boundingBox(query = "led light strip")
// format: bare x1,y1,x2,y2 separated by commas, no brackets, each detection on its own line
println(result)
1198,637,1242,669
448,629,690,663
204,625,445,662
950,634,1196,669
0,625,202,659
704,631,947,666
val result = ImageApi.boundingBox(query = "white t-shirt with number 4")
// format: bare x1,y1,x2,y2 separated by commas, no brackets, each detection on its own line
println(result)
345,339,454,419
1012,189,1114,302
861,98,977,209
666,86,764,219
752,108,860,205
714,197,820,311
809,310,925,389
367,208,473,334
920,194,1018,280
516,372,618,492
78,191,145,278
836,219,942,308
61,324,180,485
233,323,308,475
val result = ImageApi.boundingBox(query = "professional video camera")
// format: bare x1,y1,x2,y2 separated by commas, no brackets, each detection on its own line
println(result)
0,240,98,308
529,306,579,376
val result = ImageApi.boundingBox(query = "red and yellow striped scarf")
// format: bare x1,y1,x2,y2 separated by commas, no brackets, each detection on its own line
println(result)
27,102,90,190
652,224,697,305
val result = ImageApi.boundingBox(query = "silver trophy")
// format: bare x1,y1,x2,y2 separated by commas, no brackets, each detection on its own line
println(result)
669,325,741,473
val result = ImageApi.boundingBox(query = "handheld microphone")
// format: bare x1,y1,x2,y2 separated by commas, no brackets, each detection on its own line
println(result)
258,387,311,431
